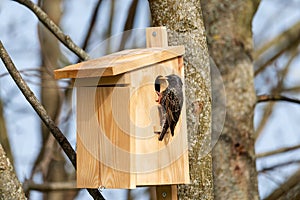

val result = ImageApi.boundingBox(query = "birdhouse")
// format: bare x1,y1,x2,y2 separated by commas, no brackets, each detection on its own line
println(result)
54,27,190,189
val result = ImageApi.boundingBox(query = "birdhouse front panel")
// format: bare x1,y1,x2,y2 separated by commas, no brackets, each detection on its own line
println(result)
54,45,190,189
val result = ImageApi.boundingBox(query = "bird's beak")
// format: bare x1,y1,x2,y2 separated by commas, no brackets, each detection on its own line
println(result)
158,76,168,81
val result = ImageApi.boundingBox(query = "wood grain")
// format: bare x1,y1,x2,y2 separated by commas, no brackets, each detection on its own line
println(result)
75,27,189,189
156,185,178,200
77,87,100,188
146,26,168,48
146,27,189,199
54,46,184,79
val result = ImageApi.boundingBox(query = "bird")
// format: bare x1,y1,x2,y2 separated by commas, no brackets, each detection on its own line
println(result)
154,74,183,141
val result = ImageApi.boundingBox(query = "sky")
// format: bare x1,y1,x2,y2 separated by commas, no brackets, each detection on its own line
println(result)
0,0,300,199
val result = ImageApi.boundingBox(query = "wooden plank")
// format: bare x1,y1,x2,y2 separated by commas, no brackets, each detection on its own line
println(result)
145,27,176,200
54,46,184,79
146,27,168,48
95,87,135,188
77,87,100,188
77,86,136,188
130,59,189,185
130,27,190,194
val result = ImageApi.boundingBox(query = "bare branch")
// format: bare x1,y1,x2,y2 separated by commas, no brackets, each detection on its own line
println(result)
23,180,77,192
258,160,300,173
264,169,300,200
12,0,90,61
254,102,275,140
282,86,300,93
256,95,300,105
256,143,300,158
254,21,300,75
80,0,102,52
0,41,104,200
118,0,138,50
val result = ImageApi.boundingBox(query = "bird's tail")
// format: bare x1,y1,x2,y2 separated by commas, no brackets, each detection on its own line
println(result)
159,120,169,141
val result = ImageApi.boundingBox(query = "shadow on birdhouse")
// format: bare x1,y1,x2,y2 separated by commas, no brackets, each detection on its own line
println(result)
54,27,190,189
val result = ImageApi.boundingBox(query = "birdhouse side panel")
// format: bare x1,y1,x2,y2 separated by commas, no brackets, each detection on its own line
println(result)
77,87,101,188
77,86,136,189
95,86,136,189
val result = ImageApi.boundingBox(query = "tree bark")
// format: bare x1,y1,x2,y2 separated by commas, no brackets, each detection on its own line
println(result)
200,0,260,199
0,143,26,199
149,1,213,199
0,99,13,165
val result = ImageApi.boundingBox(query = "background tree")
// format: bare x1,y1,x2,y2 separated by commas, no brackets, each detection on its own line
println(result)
200,1,260,199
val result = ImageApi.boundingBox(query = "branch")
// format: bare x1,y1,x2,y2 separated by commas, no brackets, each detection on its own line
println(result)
256,143,300,158
12,0,90,61
254,21,300,59
255,48,297,140
23,180,77,192
0,41,104,200
282,86,300,93
80,0,102,52
256,95,300,105
258,159,300,173
264,169,300,200
254,21,300,75
118,0,138,50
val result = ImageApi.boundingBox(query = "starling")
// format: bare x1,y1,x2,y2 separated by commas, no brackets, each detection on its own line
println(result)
154,74,183,141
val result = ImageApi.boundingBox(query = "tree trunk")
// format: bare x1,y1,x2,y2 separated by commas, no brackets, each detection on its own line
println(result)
37,0,69,199
200,0,260,199
148,1,213,199
0,143,26,199
0,99,13,165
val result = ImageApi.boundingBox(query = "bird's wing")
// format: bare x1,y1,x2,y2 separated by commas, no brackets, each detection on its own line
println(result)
161,88,182,122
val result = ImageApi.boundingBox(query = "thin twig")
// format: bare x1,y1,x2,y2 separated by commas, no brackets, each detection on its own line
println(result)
12,0,90,61
264,169,300,200
0,68,42,78
256,143,300,158
254,102,275,140
23,180,77,192
282,86,300,93
256,95,300,105
254,21,300,75
255,47,298,140
258,159,300,173
79,0,102,53
118,0,138,50
0,41,104,200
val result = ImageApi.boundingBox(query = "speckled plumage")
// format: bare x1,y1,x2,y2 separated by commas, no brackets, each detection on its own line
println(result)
155,74,183,141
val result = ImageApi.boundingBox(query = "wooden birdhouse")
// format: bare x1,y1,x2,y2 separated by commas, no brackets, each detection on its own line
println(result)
54,27,190,190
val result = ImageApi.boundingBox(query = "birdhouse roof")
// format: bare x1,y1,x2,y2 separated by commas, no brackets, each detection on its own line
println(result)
54,46,184,79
